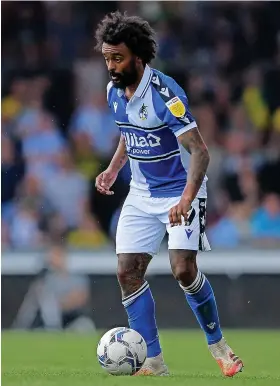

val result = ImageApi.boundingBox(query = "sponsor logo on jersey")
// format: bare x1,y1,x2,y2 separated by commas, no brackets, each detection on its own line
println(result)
151,75,160,86
123,132,161,155
166,96,186,118
159,87,170,97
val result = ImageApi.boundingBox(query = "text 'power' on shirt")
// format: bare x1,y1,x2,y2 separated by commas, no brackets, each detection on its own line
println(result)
107,65,207,198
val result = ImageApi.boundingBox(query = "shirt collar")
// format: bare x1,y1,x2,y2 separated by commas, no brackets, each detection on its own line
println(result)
117,65,152,99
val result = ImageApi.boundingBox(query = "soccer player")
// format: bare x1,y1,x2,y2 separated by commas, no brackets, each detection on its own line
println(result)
95,11,244,377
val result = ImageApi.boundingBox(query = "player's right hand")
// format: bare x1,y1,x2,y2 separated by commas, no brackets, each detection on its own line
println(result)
95,169,118,195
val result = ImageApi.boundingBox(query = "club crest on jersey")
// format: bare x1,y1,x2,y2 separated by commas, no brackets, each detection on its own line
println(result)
139,103,148,120
166,96,186,118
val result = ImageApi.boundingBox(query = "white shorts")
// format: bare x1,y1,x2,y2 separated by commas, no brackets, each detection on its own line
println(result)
116,194,211,256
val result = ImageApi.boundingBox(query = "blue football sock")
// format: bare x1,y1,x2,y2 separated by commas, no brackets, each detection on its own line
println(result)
122,281,161,358
180,271,223,345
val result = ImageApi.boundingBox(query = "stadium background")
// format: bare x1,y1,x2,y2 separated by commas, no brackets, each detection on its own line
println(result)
2,1,280,332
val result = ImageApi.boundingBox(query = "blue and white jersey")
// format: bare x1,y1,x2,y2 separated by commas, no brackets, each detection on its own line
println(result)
107,65,207,198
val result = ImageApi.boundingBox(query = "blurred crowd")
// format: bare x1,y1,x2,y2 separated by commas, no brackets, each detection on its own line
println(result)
2,1,280,251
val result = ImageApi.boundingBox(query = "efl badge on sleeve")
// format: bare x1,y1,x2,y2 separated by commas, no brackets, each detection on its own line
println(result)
166,97,186,118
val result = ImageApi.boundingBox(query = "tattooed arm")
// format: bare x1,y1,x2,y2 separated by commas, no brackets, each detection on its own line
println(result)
168,127,210,226
178,127,210,203
108,134,128,173
95,135,128,195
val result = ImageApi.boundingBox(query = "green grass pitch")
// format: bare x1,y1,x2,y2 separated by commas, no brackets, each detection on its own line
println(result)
2,330,280,386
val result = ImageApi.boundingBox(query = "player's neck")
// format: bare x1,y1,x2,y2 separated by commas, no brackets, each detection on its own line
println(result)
125,66,145,100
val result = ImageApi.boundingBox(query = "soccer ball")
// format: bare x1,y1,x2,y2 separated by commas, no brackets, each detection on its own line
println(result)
97,327,147,375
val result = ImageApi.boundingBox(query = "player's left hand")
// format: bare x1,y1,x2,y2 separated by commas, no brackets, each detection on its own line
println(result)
169,197,192,227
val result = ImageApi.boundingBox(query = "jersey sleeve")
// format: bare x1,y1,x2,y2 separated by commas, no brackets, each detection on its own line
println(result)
152,77,197,137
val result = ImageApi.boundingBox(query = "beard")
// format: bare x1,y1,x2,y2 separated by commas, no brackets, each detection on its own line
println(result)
109,59,138,89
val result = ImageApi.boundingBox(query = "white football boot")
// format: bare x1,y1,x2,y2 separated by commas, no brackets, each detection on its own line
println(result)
134,353,169,376
209,337,244,377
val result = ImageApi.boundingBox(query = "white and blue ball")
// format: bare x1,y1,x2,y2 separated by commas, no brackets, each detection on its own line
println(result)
97,327,147,375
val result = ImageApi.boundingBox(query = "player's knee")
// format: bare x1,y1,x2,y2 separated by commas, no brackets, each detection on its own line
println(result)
173,265,197,286
170,250,198,286
116,263,135,286
117,253,152,297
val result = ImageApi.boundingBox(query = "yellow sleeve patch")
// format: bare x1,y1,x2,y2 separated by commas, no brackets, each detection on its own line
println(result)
166,96,186,118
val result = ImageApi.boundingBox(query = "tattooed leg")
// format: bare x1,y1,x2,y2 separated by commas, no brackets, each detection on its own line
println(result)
117,253,152,298
118,253,162,359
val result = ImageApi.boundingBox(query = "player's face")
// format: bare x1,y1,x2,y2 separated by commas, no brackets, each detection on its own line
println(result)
102,43,139,89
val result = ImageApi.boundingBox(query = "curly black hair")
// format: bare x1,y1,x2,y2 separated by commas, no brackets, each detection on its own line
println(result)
95,11,157,65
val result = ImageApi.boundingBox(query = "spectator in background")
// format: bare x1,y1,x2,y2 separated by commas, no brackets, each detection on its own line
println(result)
186,71,210,106
208,200,253,249
70,121,100,182
15,174,45,215
15,75,50,140
16,99,43,140
70,93,118,162
242,65,270,132
13,245,95,332
221,130,262,203
11,173,52,248
21,111,65,181
156,20,181,72
213,76,233,130
70,92,120,194
251,193,280,247
10,201,45,249
1,78,27,126
1,136,25,223
41,148,91,231
227,103,254,134
67,212,107,249
46,2,86,67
